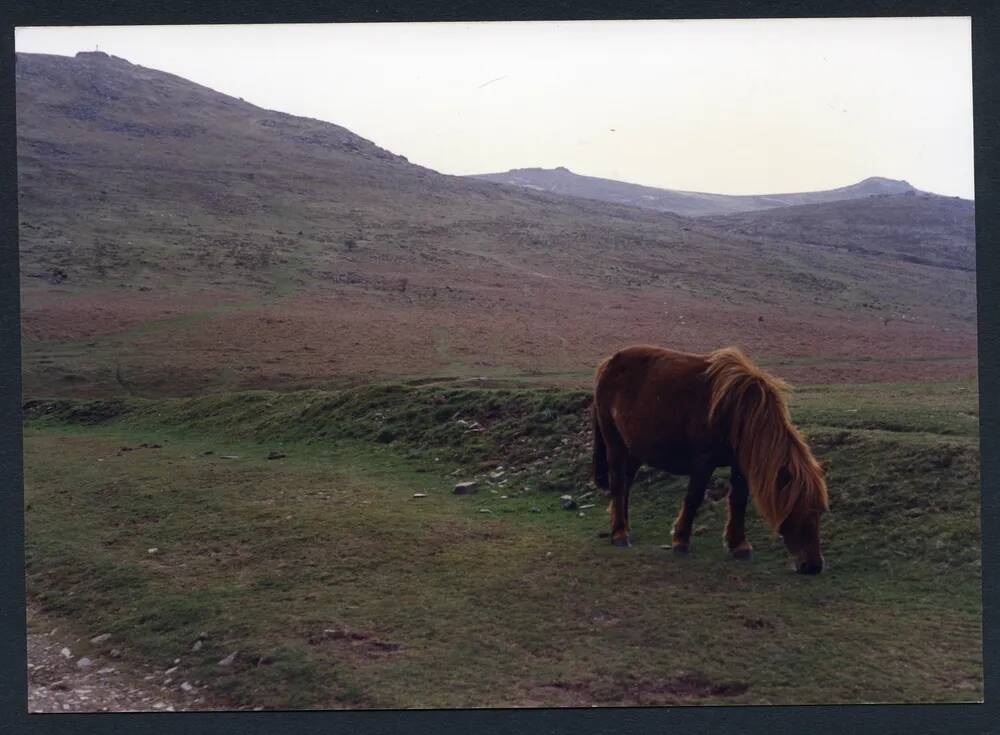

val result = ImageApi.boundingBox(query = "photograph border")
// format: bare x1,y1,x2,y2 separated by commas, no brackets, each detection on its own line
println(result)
1,1,996,733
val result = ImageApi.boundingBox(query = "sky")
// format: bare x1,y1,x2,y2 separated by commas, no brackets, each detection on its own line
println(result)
15,18,975,198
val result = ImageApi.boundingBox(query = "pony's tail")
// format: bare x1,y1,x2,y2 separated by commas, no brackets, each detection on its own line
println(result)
592,403,609,490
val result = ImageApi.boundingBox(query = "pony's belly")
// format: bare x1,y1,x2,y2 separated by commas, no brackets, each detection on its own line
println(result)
635,442,697,475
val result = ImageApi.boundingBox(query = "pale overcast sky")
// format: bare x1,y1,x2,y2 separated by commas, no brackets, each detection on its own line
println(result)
15,18,975,198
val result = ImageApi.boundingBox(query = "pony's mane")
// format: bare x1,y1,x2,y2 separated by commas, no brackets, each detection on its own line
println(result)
704,347,828,530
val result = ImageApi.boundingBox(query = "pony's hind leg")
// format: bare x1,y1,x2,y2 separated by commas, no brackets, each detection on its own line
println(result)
724,468,753,560
608,457,639,547
671,457,713,553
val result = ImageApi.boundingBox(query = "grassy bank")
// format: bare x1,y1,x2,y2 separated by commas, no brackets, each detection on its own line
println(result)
22,380,982,707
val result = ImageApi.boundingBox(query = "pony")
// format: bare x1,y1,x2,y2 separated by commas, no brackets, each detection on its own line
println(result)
592,345,828,574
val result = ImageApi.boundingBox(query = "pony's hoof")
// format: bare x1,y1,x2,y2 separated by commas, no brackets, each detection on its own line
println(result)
731,546,754,561
671,543,690,555
611,535,631,548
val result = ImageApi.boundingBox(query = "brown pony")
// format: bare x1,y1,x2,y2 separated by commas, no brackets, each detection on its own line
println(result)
592,345,828,574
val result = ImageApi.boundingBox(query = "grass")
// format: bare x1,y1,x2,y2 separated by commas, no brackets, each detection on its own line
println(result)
22,380,982,708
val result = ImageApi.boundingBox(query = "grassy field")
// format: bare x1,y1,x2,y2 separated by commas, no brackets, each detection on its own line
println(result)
22,379,982,708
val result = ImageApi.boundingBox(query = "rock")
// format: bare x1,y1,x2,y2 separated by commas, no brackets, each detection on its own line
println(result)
110,648,123,658
165,666,179,675
706,478,730,502
530,507,541,513
478,508,492,513
180,681,195,692
579,504,596,510
90,633,111,644
266,451,286,460
147,548,159,554
218,651,238,666
60,647,72,659
560,495,577,510
453,481,479,495
76,657,93,669
219,455,241,460
192,640,203,652
412,493,428,498
97,667,115,675
197,631,209,640
489,470,505,479
694,525,708,536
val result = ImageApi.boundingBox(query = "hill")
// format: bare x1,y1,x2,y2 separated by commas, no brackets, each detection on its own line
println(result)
469,166,919,217
700,192,976,272
15,51,977,397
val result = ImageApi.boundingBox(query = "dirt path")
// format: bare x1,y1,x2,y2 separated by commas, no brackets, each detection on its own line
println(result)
27,604,240,713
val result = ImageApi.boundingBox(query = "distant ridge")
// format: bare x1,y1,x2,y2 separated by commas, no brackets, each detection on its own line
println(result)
468,167,921,217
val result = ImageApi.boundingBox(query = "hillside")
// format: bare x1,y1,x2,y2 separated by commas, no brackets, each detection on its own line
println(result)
700,193,976,272
15,51,978,397
469,166,919,217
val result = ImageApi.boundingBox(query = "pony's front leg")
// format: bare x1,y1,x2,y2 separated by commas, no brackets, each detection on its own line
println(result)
724,468,753,560
671,459,713,553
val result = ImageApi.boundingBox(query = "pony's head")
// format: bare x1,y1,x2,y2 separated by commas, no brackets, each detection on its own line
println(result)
774,458,828,575
706,347,829,574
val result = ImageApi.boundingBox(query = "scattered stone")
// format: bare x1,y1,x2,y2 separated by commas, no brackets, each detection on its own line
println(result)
180,682,195,693
478,508,492,513
218,651,238,666
97,667,115,675
192,640,203,652
197,631,209,640
266,451,286,460
490,470,505,479
90,633,111,644
579,504,596,510
706,478,731,502
560,495,578,511
60,647,72,659
412,493,427,498
530,507,541,513
165,666,179,675
76,657,93,669
219,455,241,460
694,525,708,536
453,481,479,495
110,648,123,658
147,548,159,554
